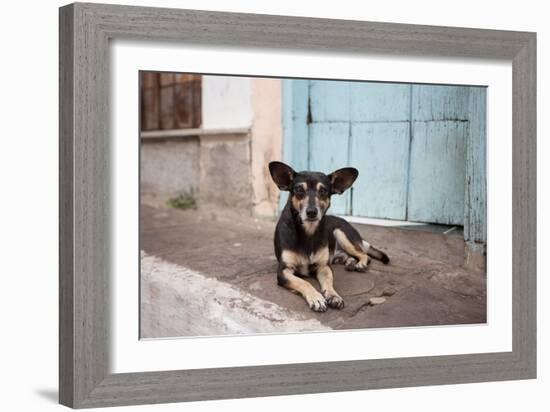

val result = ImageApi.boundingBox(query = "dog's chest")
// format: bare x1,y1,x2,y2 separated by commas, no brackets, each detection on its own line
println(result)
281,247,330,275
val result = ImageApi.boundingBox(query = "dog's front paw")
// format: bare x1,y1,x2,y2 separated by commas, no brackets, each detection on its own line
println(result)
325,293,344,309
305,291,327,312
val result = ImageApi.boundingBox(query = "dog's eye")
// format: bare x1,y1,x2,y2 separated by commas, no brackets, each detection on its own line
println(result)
319,187,328,197
294,187,305,198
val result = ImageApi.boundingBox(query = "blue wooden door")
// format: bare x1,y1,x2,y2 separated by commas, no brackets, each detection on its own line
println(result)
283,79,485,226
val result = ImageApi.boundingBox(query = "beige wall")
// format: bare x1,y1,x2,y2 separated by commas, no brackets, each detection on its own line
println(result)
200,76,283,215
250,78,283,218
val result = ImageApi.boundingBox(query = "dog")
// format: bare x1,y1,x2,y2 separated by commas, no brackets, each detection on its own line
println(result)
269,161,389,312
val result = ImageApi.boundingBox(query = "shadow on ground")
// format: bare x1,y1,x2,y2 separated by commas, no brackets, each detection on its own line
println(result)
140,202,486,338
35,389,58,404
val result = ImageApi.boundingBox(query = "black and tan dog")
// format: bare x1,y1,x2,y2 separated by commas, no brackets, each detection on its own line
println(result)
269,161,389,312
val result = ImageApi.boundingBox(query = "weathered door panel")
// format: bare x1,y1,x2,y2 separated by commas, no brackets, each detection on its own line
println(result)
407,121,467,225
309,80,350,121
309,122,351,215
350,83,410,122
287,80,310,172
412,85,470,121
350,122,410,220
407,84,471,224
280,80,310,210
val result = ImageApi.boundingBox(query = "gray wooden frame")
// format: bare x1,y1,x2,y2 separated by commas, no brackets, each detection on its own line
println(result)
59,2,536,408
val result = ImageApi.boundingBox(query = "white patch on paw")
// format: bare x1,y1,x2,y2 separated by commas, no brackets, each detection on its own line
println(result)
306,291,327,312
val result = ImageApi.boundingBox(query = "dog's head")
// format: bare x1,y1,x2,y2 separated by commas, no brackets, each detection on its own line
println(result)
269,161,358,233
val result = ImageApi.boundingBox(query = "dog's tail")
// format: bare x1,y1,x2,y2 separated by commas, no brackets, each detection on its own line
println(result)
362,240,390,264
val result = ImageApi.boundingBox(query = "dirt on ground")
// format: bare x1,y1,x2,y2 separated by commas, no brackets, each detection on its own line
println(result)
140,199,486,336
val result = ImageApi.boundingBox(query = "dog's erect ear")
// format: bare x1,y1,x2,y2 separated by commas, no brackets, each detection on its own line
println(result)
269,161,296,191
328,167,359,194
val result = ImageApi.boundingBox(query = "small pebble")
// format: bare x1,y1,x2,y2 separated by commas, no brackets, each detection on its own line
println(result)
369,297,387,305
233,243,242,247
382,287,397,297
249,281,263,291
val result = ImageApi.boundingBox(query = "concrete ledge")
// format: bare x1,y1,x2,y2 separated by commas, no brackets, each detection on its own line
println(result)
140,251,330,338
140,127,250,139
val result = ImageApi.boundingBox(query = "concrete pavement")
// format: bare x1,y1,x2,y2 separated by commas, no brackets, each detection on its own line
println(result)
140,202,486,338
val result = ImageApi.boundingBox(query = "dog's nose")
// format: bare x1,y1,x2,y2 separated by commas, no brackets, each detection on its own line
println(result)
306,207,318,219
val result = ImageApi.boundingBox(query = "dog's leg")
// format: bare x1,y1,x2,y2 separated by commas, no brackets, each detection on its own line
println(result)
316,265,344,309
332,245,349,265
363,240,390,264
333,228,370,272
278,267,327,312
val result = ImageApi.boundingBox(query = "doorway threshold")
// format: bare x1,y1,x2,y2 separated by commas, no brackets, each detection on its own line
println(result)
335,215,463,236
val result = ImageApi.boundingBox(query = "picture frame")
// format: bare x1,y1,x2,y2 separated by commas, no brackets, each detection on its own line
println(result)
59,2,536,408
